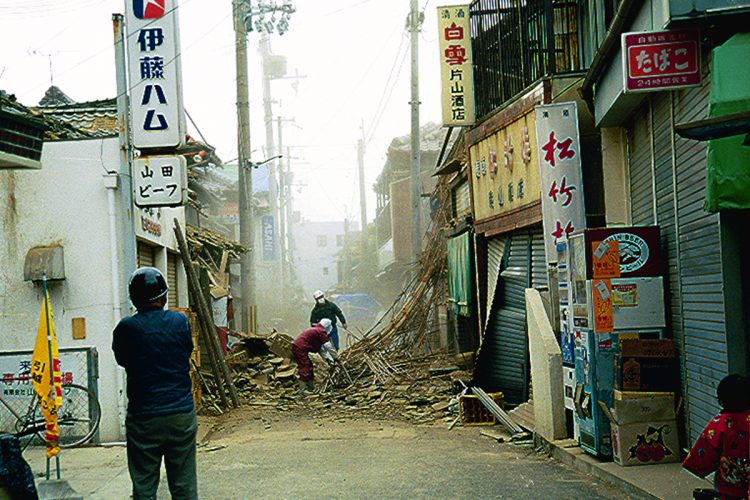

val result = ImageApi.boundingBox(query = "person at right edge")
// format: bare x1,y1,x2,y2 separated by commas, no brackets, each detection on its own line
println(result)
683,374,750,500
309,290,347,350
113,267,198,500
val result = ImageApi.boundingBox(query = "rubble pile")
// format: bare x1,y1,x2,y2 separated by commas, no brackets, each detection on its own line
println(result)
201,330,472,425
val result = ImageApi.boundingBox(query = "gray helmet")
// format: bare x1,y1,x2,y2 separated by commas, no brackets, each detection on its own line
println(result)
129,267,169,309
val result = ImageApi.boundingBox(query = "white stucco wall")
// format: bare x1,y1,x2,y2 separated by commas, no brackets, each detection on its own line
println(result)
292,220,355,298
0,137,186,442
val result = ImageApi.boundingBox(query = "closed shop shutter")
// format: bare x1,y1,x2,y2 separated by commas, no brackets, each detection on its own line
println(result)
167,252,178,307
484,237,506,331
530,229,548,289
628,103,655,225
477,229,541,405
137,241,156,268
673,76,727,442
627,75,727,442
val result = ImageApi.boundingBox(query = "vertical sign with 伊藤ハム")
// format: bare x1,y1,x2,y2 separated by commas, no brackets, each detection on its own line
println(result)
125,0,186,149
436,5,475,127
536,102,586,265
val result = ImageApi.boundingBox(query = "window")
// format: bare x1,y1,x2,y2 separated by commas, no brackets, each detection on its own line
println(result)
336,234,344,247
322,267,329,276
317,235,327,247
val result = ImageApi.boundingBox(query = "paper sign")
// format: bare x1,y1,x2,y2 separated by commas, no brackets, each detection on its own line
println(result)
592,240,621,278
612,283,638,307
593,279,614,333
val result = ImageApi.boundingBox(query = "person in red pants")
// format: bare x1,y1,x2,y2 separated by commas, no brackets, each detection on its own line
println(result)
291,318,338,392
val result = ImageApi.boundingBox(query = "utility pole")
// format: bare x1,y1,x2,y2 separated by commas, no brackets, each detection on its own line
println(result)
233,0,255,334
277,116,287,296
409,0,422,256
357,138,368,257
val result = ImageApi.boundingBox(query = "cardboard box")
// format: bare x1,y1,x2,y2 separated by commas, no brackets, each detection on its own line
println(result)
610,419,680,466
599,395,679,466
615,339,678,392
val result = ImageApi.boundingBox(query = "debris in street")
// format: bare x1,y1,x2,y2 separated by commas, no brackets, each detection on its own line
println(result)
470,386,524,435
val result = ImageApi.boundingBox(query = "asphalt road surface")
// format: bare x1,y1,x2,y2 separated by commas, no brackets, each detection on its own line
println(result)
23,409,628,499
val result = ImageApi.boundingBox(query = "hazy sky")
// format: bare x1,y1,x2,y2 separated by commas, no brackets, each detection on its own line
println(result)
0,0,452,223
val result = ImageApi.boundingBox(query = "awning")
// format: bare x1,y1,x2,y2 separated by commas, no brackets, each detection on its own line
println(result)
447,231,471,317
704,33,750,212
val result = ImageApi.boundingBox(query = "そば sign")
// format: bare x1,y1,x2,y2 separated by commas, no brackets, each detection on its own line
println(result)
622,29,700,93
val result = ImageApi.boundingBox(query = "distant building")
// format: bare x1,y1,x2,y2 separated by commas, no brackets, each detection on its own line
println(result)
292,219,357,299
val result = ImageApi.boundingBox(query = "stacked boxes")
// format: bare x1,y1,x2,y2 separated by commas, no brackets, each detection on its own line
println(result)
600,392,679,466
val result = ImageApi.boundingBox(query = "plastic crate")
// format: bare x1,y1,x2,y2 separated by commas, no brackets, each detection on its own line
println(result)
458,392,504,426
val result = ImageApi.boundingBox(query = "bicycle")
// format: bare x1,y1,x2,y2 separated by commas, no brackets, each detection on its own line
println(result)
0,378,101,450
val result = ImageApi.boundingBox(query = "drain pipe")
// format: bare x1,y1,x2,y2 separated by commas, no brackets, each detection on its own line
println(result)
105,174,127,439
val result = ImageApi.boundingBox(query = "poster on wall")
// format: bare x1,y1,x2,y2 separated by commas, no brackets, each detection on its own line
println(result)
535,102,586,264
436,4,475,126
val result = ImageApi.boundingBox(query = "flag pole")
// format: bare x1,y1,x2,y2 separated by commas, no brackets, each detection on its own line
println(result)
42,273,61,480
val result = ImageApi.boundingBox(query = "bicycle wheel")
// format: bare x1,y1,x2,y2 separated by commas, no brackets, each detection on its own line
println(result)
56,383,101,448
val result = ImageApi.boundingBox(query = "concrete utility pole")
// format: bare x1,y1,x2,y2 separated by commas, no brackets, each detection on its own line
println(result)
260,34,283,302
357,138,368,256
233,0,255,334
277,116,287,295
409,0,422,256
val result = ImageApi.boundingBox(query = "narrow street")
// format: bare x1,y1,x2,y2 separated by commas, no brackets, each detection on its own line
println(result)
24,409,627,499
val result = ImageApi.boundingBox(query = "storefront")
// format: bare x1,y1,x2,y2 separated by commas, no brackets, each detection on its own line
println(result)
465,89,548,404
585,3,750,442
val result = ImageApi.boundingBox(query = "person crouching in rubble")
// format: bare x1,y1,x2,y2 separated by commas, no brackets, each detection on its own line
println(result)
292,318,339,392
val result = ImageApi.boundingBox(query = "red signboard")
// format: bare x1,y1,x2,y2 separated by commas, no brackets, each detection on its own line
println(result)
622,29,700,93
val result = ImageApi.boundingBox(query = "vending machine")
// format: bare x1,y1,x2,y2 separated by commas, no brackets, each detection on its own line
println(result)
568,226,665,457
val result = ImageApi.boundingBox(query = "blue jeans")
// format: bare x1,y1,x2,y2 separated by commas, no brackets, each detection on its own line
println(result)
330,325,339,350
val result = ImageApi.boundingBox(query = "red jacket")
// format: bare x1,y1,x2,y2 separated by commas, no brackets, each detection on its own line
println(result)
292,324,329,353
683,410,750,499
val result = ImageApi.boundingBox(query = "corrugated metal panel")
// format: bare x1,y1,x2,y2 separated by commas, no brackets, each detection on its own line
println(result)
456,181,471,214
629,104,655,225
530,229,548,289
167,252,178,308
673,74,727,443
484,237,506,331
137,241,155,268
628,76,727,443
479,231,530,404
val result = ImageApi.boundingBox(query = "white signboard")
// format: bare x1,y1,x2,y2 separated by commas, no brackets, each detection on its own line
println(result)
436,4,475,126
125,0,186,149
535,102,586,264
134,156,187,207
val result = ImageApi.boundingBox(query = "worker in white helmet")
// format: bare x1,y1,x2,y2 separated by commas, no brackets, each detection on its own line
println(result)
309,290,347,350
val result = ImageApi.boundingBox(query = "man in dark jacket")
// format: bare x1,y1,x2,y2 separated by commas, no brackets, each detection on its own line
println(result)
113,267,197,500
309,290,347,350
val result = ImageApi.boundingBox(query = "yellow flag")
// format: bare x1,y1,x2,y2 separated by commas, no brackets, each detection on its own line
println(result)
31,291,62,458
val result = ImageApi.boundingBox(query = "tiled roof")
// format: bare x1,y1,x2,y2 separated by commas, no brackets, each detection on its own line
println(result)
35,92,118,139
1,89,90,141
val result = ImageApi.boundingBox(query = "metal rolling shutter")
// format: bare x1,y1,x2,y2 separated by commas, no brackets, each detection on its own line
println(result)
530,229,548,289
137,241,156,268
673,76,727,442
167,253,178,307
480,231,531,404
628,103,655,225
484,237,506,331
